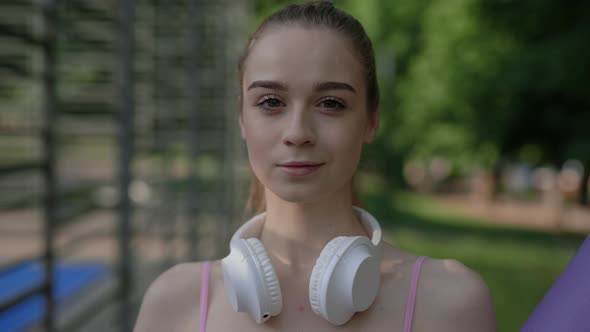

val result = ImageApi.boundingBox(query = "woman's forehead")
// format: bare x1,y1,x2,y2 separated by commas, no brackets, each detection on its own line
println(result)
243,26,364,91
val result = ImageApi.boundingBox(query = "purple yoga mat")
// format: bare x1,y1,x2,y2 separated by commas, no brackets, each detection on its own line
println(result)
520,234,590,332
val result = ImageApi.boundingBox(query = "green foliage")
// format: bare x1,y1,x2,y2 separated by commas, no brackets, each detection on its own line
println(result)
385,0,518,170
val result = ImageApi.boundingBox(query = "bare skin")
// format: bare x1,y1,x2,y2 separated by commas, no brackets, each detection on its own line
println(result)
134,26,497,331
133,244,497,332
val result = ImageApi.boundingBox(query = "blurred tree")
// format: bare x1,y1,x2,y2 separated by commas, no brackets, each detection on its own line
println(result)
364,0,589,203
477,0,590,204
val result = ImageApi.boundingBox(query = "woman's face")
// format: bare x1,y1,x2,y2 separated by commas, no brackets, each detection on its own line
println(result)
240,26,378,203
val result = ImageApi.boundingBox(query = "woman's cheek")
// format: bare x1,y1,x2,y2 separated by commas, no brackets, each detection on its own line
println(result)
245,132,273,180
335,134,363,174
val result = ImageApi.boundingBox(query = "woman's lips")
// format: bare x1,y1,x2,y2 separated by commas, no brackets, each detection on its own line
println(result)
278,163,324,176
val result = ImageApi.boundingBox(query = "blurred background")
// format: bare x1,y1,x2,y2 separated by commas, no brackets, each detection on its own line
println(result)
0,0,588,331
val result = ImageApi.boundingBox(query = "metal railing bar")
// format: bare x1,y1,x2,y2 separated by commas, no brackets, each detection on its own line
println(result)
0,162,41,177
0,256,40,276
116,0,136,329
39,0,59,329
0,284,44,313
0,23,43,46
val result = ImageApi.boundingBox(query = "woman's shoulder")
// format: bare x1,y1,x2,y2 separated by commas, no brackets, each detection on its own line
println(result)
143,261,207,301
419,258,496,331
133,260,220,332
381,244,497,331
381,242,490,292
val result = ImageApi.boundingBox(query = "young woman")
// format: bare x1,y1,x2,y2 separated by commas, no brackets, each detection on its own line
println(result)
133,2,497,331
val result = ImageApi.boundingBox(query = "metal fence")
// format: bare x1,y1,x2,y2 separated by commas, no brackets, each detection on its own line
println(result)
0,0,249,331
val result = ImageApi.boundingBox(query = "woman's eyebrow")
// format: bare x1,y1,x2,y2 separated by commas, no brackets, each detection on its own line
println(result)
313,81,356,94
247,80,287,91
246,80,356,94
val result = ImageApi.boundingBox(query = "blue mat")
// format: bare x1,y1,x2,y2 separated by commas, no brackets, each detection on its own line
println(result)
0,261,110,332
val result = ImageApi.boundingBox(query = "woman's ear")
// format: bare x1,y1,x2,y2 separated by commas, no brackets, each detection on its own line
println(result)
363,109,379,144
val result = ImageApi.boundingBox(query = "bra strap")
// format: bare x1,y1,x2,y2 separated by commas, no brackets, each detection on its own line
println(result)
403,256,427,332
199,261,211,332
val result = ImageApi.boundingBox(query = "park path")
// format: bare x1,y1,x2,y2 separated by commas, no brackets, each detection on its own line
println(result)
436,194,590,234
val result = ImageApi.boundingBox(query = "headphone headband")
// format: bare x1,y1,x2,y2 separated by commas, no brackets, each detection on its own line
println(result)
231,206,382,248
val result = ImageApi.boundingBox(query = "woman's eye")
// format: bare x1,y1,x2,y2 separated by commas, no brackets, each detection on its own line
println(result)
256,96,284,111
318,98,346,111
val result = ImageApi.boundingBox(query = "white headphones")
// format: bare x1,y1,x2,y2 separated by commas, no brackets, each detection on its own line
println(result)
221,206,383,325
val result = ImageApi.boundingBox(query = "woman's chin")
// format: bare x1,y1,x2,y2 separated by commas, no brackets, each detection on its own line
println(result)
273,191,317,204
269,185,337,205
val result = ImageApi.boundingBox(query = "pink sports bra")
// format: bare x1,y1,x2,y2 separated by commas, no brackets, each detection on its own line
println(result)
199,256,427,332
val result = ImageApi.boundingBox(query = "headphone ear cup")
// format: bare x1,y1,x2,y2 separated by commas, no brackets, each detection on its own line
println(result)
245,238,283,316
309,236,348,316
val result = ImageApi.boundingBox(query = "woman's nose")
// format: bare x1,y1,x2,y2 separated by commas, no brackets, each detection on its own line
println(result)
282,110,316,147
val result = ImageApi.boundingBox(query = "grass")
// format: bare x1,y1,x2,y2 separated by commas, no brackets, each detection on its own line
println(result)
362,190,585,332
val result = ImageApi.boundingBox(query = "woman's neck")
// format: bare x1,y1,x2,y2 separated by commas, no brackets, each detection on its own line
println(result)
259,186,368,271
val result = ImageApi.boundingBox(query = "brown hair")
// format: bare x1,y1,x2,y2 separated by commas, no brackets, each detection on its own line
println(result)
239,1,379,213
